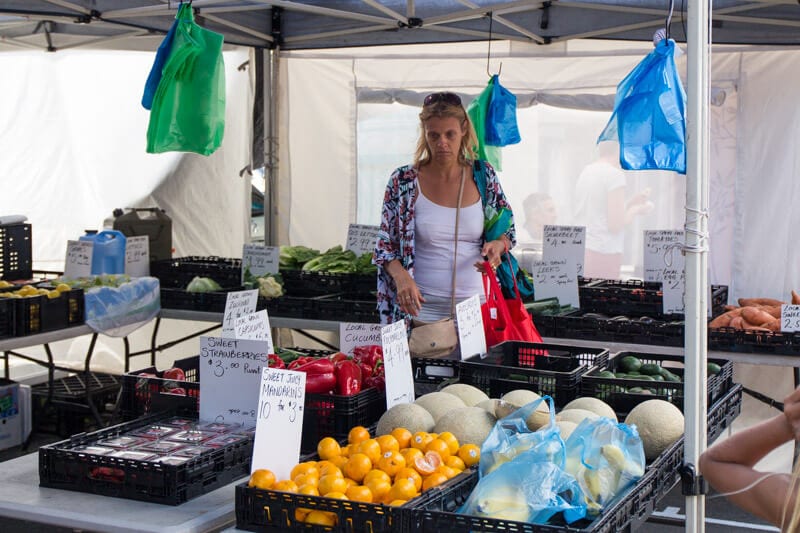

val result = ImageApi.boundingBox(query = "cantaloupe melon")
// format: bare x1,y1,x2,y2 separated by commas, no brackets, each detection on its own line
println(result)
625,399,684,461
376,403,435,436
562,397,618,422
501,389,542,408
414,391,466,422
475,398,502,416
439,383,490,406
434,406,497,446
555,420,578,440
556,408,599,426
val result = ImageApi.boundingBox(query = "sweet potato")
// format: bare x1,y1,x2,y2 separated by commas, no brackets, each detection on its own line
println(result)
723,304,740,312
741,306,776,327
764,319,782,331
729,316,745,329
709,313,733,328
738,297,785,307
761,305,782,319
793,290,800,305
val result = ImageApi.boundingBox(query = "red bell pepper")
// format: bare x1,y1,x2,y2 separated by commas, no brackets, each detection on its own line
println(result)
358,362,373,379
364,360,385,391
328,352,350,364
334,360,362,396
295,358,336,394
353,345,383,368
268,354,285,369
288,356,315,370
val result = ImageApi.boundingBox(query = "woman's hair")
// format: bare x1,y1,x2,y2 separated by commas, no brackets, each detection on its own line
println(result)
413,96,478,167
781,462,800,531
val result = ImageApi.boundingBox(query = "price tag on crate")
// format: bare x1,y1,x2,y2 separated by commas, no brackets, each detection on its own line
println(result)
235,309,274,353
345,224,380,257
339,322,382,356
64,240,93,278
125,235,150,277
531,259,579,308
251,367,306,480
543,225,586,277
222,289,258,337
781,305,800,332
199,336,270,426
381,320,414,409
643,230,686,315
241,244,279,284
456,294,485,359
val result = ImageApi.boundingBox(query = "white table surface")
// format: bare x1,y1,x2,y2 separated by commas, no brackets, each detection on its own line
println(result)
0,452,239,533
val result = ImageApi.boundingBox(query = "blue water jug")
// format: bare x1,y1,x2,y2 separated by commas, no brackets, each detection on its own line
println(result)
79,230,127,275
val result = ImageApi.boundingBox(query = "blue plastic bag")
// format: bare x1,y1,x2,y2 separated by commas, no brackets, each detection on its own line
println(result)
467,81,502,171
141,4,181,110
460,449,587,525
486,75,521,146
480,396,562,477
598,38,686,174
85,277,161,337
563,417,646,515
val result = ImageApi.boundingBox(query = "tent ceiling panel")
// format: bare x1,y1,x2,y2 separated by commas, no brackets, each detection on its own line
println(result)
1,0,800,52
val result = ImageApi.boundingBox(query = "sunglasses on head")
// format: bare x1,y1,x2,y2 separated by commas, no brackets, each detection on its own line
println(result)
423,92,462,107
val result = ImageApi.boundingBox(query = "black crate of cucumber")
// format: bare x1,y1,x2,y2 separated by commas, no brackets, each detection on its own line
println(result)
580,351,734,418
458,342,610,408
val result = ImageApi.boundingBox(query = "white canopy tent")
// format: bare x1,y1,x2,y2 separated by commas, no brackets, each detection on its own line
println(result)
3,2,800,531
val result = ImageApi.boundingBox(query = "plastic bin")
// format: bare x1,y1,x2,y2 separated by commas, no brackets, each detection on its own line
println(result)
79,230,127,275
120,355,200,421
39,411,254,505
150,256,242,289
0,223,32,281
458,342,610,407
579,352,734,419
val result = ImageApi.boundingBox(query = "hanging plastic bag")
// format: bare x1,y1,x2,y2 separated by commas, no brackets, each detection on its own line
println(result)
467,79,503,171
141,3,181,110
84,277,161,337
597,38,686,174
146,4,226,156
480,396,562,477
563,417,646,515
460,449,587,525
486,75,521,146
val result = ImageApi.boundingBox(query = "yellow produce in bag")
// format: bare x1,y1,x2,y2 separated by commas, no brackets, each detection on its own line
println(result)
146,4,225,155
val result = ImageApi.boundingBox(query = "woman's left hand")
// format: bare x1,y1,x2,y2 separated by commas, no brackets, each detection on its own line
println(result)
478,238,507,271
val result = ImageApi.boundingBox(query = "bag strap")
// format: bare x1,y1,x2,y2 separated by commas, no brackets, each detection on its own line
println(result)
503,253,523,301
450,167,466,317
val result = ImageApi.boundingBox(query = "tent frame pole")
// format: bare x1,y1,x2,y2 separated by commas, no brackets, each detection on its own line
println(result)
264,45,279,246
684,0,711,530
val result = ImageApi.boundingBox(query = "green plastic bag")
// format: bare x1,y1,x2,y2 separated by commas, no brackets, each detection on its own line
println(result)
467,77,502,171
146,4,226,155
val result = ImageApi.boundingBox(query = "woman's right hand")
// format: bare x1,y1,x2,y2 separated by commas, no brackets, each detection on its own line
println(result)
783,386,800,440
390,265,425,316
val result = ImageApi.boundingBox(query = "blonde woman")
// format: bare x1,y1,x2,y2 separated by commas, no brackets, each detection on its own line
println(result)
699,385,800,531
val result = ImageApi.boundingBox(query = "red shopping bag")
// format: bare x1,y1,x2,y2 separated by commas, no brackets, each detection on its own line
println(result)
481,260,543,349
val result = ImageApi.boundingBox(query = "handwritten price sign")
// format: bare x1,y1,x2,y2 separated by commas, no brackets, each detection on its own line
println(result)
381,321,414,409
531,259,579,307
199,336,269,426
543,225,586,277
251,367,306,479
125,235,150,277
242,244,280,282
339,322,382,356
782,305,800,332
64,240,93,278
222,289,258,338
456,294,485,359
345,224,381,257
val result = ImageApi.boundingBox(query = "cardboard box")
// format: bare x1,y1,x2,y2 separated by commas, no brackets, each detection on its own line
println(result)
0,379,30,451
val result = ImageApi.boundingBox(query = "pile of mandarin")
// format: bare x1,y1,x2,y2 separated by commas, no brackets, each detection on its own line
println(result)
247,425,480,527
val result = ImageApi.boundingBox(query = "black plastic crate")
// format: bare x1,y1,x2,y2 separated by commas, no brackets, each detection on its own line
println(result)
0,296,14,338
31,371,121,403
579,279,728,319
459,342,610,407
32,372,122,437
301,386,386,454
405,384,742,533
160,286,268,314
580,352,734,418
544,311,686,348
314,293,380,323
280,270,376,299
235,469,473,533
151,256,242,289
709,327,800,356
120,356,200,421
411,356,460,386
263,295,317,319
0,223,32,281
39,411,254,505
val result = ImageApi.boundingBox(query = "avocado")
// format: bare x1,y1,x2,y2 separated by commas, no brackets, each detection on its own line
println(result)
639,363,664,376
707,362,722,375
597,370,616,379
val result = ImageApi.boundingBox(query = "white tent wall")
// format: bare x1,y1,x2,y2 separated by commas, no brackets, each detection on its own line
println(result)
278,41,799,303
0,47,253,271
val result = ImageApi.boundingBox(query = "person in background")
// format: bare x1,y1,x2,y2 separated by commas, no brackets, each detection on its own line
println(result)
699,385,800,531
521,192,558,244
373,91,516,325
572,141,653,279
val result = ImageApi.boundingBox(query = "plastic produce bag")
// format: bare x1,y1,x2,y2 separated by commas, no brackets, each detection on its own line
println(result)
480,396,563,477
84,277,161,337
598,38,686,173
563,416,646,515
460,449,587,525
467,79,502,170
146,4,226,155
141,5,179,110
486,75,521,146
